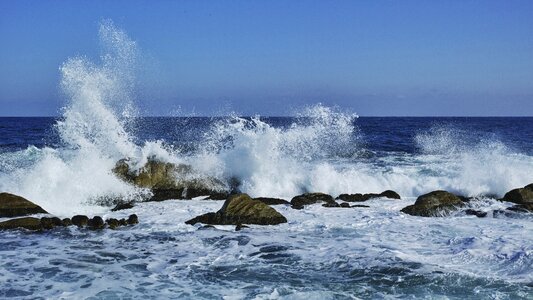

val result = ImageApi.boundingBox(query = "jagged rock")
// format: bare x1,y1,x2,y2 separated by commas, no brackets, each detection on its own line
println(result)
40,217,64,229
106,218,120,229
185,193,287,226
464,209,488,218
290,193,335,209
71,215,89,227
253,197,290,206
111,202,135,212
127,214,139,225
401,190,464,217
87,216,105,229
336,190,401,202
502,184,533,204
0,217,42,231
0,193,48,217
113,159,227,201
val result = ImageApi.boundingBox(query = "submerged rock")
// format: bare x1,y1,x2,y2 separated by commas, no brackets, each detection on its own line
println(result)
340,202,351,208
290,193,335,209
502,184,533,204
0,217,42,231
185,193,287,226
113,159,227,201
464,209,488,218
336,190,401,202
401,190,464,217
253,197,290,206
0,193,48,217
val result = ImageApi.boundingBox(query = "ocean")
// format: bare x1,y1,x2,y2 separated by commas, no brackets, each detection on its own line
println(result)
0,22,531,299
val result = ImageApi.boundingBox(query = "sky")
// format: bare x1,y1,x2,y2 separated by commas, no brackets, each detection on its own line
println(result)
0,0,532,116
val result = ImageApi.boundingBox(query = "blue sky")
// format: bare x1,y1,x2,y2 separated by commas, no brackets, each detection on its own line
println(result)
1,1,532,116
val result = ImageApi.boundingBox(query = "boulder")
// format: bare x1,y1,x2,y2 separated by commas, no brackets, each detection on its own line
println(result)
0,217,42,231
340,202,351,208
40,217,64,229
127,214,139,225
0,193,48,217
71,215,89,227
290,193,334,209
62,218,72,226
336,190,401,202
87,216,105,230
113,159,227,201
253,197,290,206
502,184,533,204
185,193,287,226
401,190,464,217
106,218,120,229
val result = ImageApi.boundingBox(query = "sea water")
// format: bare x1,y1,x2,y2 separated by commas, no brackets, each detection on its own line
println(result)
0,21,532,299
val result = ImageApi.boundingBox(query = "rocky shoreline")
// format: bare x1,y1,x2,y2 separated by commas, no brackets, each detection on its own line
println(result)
1,159,531,232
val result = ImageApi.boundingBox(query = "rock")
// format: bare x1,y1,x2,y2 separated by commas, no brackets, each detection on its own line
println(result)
204,192,231,200
111,202,134,212
0,193,48,217
87,216,105,230
340,202,351,208
506,204,533,213
502,184,533,204
254,197,290,206
401,190,464,217
290,193,335,209
0,217,42,231
351,204,370,208
336,190,401,202
62,218,72,226
118,219,128,226
106,218,120,229
235,223,249,231
71,215,89,227
113,158,227,201
40,217,64,229
322,202,341,207
127,214,139,225
185,193,287,226
464,209,487,218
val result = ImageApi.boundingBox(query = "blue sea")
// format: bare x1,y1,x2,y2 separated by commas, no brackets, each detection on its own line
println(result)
0,22,532,299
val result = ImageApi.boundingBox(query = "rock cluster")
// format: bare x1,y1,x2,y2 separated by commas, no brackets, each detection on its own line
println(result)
186,193,287,226
0,214,138,231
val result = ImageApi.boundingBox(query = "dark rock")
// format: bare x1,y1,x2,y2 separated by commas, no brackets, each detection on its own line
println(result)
336,190,401,202
106,218,120,229
111,202,134,212
62,218,72,226
290,193,334,208
118,219,128,226
40,217,64,229
401,190,464,217
235,223,249,231
0,217,42,231
253,197,290,206
127,214,139,225
71,215,89,227
502,184,533,204
322,202,341,207
204,192,231,200
198,225,216,230
351,204,370,208
340,202,351,208
113,158,227,201
506,203,533,213
88,216,105,230
464,209,487,218
0,193,48,217
185,193,287,226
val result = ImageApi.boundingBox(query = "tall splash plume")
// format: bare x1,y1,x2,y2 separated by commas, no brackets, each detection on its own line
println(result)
0,21,148,216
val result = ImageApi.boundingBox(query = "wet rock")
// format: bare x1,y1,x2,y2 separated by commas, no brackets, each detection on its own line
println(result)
351,204,370,208
506,203,533,213
71,215,89,227
253,197,290,206
62,218,72,226
340,202,351,208
127,214,139,225
502,184,533,204
235,223,249,231
0,217,42,231
111,202,135,212
401,190,464,217
87,216,105,230
336,190,400,202
204,192,231,200
106,218,120,229
0,193,48,217
40,217,64,229
322,202,341,208
185,193,287,226
290,192,334,209
118,219,128,226
464,209,488,218
113,158,227,201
